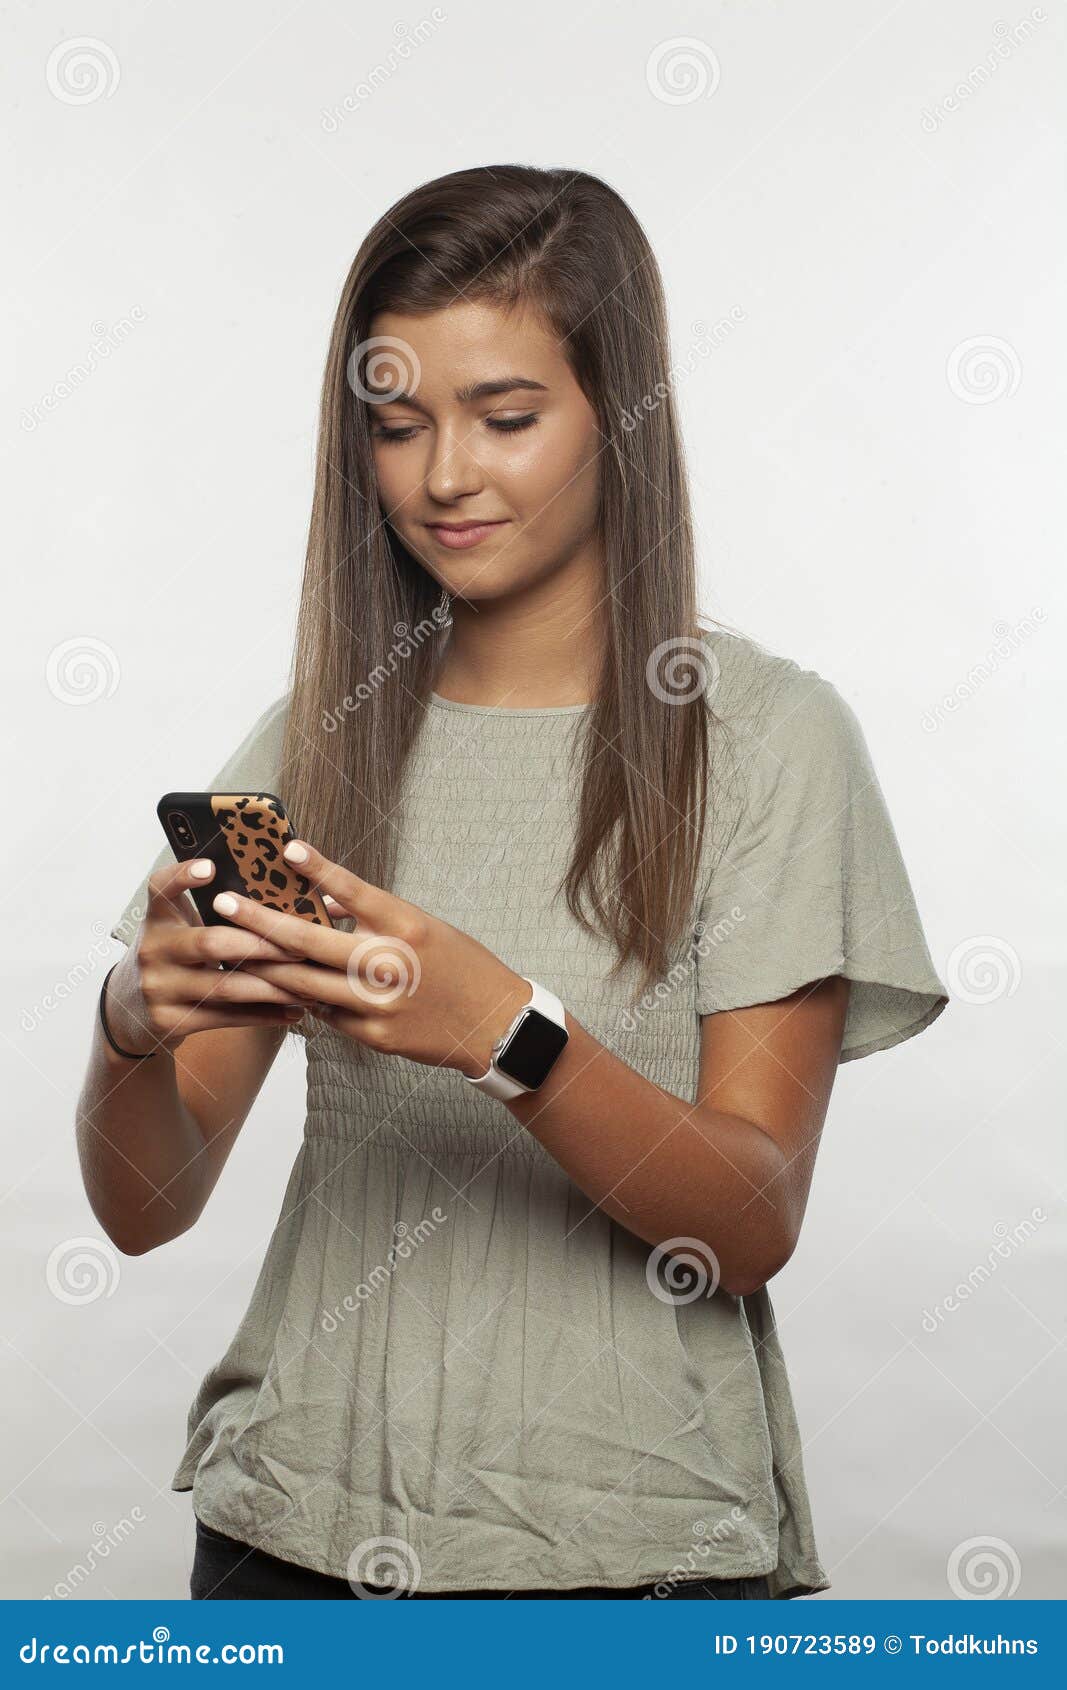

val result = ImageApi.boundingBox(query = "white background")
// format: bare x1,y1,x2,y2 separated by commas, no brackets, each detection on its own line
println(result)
3,0,1062,1600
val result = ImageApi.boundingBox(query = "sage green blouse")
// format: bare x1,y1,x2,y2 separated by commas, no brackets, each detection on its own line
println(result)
110,628,948,1597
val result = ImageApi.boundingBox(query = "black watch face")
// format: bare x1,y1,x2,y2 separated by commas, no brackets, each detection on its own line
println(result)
496,1009,569,1088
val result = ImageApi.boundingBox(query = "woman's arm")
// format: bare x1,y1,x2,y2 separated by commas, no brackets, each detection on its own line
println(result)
76,857,310,1255
220,840,851,1297
76,960,287,1255
504,977,850,1295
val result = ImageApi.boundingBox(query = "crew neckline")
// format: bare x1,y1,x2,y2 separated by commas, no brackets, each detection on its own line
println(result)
429,691,591,716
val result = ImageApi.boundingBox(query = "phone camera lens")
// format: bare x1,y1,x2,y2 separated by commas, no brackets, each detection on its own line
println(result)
168,811,196,849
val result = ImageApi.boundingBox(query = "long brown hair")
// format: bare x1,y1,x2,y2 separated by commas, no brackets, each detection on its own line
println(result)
280,164,721,1027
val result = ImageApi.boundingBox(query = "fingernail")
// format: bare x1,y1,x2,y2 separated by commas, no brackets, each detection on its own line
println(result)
213,892,239,916
189,860,214,880
283,840,309,863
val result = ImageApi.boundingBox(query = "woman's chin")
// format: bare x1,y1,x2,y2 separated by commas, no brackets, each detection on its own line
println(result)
433,563,520,604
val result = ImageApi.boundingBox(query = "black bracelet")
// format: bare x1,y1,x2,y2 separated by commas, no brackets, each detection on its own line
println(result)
99,962,157,1061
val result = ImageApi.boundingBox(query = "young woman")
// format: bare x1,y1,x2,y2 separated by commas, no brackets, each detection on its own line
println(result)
79,165,948,1601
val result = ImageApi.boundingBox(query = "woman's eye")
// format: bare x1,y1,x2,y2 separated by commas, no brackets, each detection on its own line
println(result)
487,414,538,434
373,425,419,445
372,414,539,445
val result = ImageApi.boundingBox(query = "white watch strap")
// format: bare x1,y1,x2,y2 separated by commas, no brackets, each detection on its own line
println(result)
463,978,567,1101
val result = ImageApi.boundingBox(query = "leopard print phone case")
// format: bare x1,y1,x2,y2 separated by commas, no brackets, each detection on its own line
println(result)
156,791,333,929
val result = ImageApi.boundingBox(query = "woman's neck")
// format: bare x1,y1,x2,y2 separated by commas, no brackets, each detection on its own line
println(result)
432,558,605,710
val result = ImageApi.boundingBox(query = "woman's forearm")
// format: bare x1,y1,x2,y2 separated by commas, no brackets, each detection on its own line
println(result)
504,1014,793,1295
75,960,213,1255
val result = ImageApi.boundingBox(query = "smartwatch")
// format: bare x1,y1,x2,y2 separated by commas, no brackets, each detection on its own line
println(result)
463,978,570,1102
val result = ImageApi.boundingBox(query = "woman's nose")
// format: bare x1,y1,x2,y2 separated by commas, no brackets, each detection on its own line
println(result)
424,424,484,502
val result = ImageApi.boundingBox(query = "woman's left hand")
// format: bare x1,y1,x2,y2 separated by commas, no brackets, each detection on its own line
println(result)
215,840,531,1076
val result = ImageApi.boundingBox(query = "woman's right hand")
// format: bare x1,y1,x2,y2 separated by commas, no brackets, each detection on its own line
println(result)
105,858,313,1057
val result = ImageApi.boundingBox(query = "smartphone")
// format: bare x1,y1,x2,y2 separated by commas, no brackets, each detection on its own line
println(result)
156,791,334,932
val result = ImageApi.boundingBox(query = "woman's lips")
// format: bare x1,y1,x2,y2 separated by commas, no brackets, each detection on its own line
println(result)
426,520,509,550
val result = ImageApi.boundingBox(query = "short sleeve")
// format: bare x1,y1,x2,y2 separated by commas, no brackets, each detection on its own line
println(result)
108,693,290,947
694,671,948,1061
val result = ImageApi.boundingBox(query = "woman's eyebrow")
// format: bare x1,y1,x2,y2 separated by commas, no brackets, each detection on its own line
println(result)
367,375,548,408
455,376,548,402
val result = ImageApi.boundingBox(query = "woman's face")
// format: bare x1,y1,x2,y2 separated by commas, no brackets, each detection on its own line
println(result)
364,299,602,602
